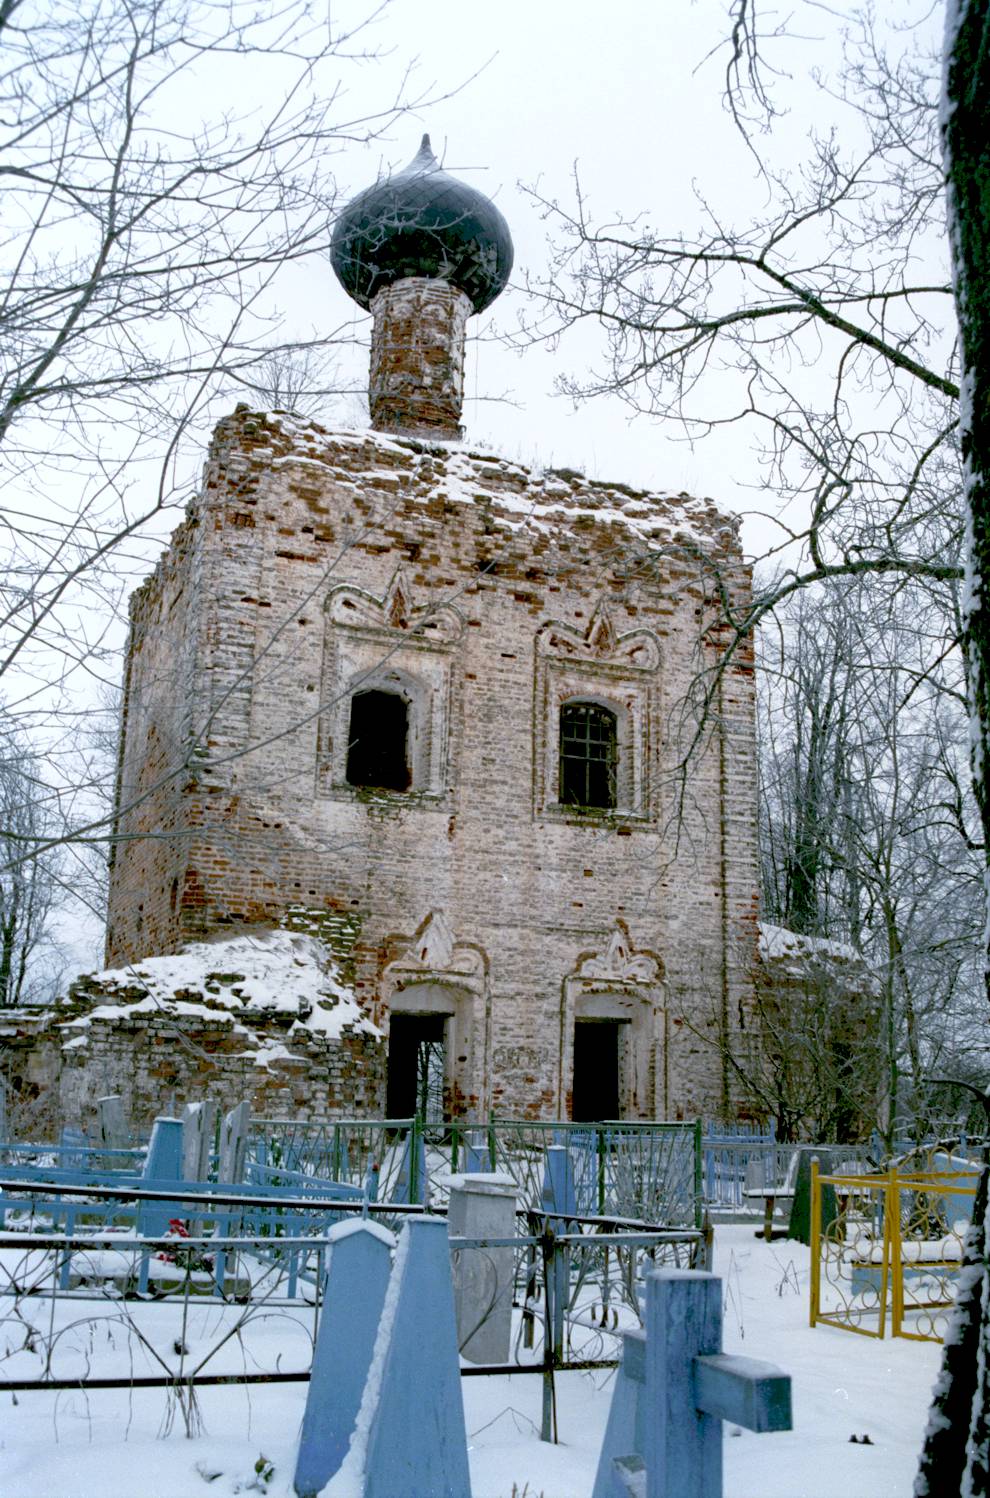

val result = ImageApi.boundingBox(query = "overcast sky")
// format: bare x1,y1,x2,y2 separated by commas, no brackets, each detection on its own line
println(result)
305,0,911,545
36,0,948,973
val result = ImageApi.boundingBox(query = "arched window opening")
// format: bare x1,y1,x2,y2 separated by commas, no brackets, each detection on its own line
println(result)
346,689,410,791
559,700,618,810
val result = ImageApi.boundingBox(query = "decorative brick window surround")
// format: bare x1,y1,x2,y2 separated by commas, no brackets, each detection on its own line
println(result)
534,601,661,824
317,568,464,802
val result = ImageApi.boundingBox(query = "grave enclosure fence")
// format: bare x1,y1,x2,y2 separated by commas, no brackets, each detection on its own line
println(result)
248,1115,704,1225
809,1153,982,1343
13,1113,841,1225
0,1174,704,1444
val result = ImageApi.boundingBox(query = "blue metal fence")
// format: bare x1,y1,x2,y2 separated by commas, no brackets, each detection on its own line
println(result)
701,1121,777,1209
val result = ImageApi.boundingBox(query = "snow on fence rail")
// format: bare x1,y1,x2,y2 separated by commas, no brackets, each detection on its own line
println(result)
0,1175,702,1451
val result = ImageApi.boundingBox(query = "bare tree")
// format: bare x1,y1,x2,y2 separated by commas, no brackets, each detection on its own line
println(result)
0,728,61,1005
758,578,983,1140
522,1,990,1009
0,0,447,881
524,8,958,599
228,345,350,419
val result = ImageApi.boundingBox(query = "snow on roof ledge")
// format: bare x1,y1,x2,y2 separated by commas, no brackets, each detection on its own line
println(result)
759,923,861,964
758,923,878,991
250,410,742,551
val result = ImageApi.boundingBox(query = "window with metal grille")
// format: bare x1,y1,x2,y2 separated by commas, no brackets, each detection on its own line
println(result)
346,689,410,791
559,700,618,809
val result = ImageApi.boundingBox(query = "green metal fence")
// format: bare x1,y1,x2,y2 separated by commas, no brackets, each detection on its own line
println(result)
455,1119,702,1226
249,1117,419,1201
249,1117,703,1227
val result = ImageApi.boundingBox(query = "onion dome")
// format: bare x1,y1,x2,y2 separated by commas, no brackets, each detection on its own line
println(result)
331,135,514,315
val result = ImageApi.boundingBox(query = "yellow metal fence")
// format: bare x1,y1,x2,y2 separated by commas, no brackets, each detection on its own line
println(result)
809,1156,979,1342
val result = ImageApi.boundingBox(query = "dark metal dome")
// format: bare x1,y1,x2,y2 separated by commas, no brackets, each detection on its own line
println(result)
330,136,514,315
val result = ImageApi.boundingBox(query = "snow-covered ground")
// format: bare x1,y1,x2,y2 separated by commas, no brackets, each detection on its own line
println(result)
0,1223,940,1498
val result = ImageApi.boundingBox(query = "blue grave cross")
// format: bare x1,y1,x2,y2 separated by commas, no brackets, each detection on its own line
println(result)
593,1268,792,1498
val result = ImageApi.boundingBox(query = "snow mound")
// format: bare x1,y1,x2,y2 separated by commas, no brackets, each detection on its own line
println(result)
65,929,378,1048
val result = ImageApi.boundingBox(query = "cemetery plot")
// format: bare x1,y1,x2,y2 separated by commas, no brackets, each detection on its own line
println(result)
0,1219,952,1498
248,1117,420,1204
293,1227,792,1498
0,1160,704,1437
0,1230,321,1433
809,1156,979,1341
249,1116,704,1226
460,1119,702,1225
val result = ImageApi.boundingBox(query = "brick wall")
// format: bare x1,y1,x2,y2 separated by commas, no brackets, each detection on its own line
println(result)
105,406,759,1122
369,277,471,438
57,1003,385,1133
1,934,386,1135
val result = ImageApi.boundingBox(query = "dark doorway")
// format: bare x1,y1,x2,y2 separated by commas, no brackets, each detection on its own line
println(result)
346,689,410,791
571,1020,621,1121
386,1013,446,1122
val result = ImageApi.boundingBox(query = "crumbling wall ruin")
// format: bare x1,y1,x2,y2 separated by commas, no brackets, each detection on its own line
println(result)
1,930,384,1135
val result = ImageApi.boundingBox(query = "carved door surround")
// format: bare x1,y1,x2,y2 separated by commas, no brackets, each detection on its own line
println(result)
560,919,664,1119
381,910,490,1118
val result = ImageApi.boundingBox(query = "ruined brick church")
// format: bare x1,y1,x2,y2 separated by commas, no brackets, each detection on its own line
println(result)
86,138,757,1125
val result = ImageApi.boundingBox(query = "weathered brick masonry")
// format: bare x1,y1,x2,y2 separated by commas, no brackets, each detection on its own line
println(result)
103,406,758,1121
0,927,386,1136
6,137,759,1130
